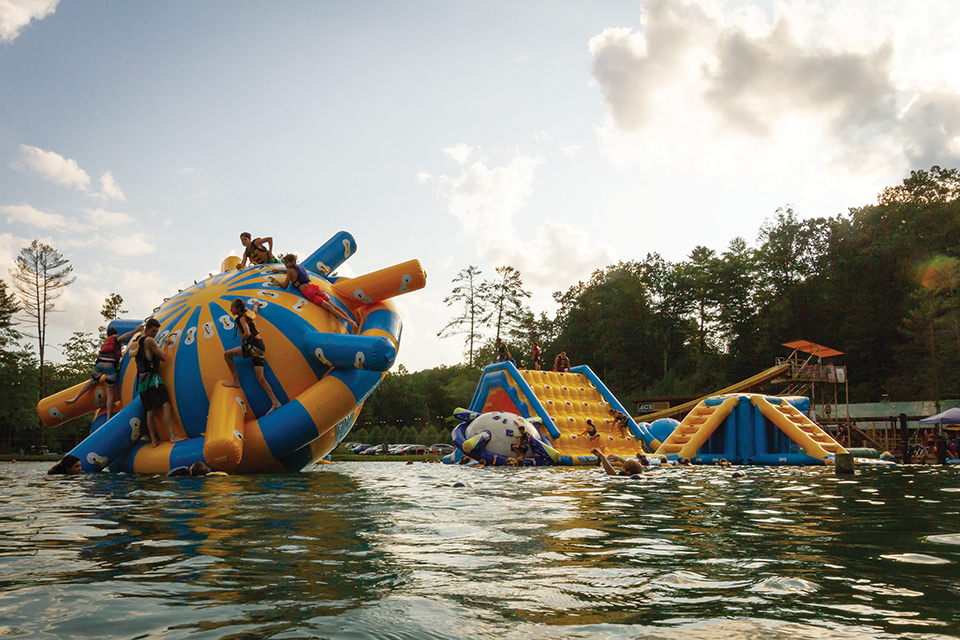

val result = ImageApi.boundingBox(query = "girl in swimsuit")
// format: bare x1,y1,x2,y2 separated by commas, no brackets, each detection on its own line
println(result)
271,254,359,332
223,299,283,414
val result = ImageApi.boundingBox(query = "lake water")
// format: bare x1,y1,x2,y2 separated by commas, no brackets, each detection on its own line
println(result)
1,461,959,639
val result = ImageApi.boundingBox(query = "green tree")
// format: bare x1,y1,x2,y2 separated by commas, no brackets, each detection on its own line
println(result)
0,280,37,452
59,331,99,379
10,241,75,399
438,266,486,366
98,293,128,341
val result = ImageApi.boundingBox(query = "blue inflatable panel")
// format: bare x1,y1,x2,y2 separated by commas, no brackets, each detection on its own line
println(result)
301,231,356,278
68,397,145,472
302,330,397,371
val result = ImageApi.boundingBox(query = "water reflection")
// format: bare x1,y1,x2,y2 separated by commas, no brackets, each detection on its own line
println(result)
0,462,958,639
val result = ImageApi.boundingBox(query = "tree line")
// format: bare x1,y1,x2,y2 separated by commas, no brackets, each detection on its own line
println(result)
3,167,959,452
353,166,960,444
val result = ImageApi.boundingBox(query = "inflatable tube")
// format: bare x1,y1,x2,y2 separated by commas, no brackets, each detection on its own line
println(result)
203,383,247,471
39,233,425,474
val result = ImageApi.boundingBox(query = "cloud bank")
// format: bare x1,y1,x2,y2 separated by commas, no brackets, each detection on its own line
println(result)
0,0,57,42
420,147,616,289
588,0,960,173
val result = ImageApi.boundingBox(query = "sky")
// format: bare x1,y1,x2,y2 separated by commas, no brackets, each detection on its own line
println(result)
1,0,959,372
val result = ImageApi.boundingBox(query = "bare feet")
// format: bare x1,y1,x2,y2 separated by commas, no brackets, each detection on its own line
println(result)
266,402,281,415
151,439,160,448
222,381,242,388
170,434,187,443
65,398,77,405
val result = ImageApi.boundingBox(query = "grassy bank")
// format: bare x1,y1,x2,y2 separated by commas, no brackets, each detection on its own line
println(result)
329,454,444,462
1,454,62,462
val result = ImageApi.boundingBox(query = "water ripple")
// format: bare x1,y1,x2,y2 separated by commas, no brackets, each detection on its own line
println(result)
0,461,958,638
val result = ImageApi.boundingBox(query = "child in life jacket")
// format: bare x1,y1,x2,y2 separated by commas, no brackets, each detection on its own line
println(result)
237,232,277,268
270,254,359,332
222,298,282,414
65,326,138,421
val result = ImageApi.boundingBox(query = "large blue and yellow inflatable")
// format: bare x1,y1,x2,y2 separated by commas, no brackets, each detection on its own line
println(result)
38,231,426,474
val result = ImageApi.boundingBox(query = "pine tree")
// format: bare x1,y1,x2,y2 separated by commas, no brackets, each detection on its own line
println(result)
438,265,487,366
481,265,531,343
9,241,75,399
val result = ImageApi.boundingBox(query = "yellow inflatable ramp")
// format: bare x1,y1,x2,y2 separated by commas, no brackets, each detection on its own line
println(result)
655,396,739,459
517,370,644,458
751,395,848,461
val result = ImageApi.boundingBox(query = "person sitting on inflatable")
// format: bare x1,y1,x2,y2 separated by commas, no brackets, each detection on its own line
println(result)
65,325,139,420
270,254,358,332
237,232,277,268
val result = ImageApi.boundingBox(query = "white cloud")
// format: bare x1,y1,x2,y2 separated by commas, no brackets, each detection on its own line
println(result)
84,207,133,226
10,144,91,190
588,0,960,175
443,143,474,165
423,151,542,236
421,149,616,290
2,203,67,230
0,231,31,283
106,232,156,256
96,171,126,202
481,221,617,289
0,0,58,42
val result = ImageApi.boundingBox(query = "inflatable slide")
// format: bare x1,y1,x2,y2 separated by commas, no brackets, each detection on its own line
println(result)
653,393,891,465
455,361,657,465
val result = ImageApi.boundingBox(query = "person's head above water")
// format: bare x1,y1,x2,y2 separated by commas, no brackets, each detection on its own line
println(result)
622,458,642,475
47,454,81,475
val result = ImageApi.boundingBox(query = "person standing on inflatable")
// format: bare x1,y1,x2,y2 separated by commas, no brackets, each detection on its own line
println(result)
531,341,542,371
237,232,277,268
271,254,359,332
129,318,184,447
222,298,282,414
553,351,570,372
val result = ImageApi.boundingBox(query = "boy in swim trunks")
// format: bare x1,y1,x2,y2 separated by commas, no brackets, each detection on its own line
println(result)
270,254,359,332
65,326,138,420
222,298,282,414
129,318,184,447
609,408,631,437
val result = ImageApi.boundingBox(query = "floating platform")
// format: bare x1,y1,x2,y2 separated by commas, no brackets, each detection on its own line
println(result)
448,363,893,466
